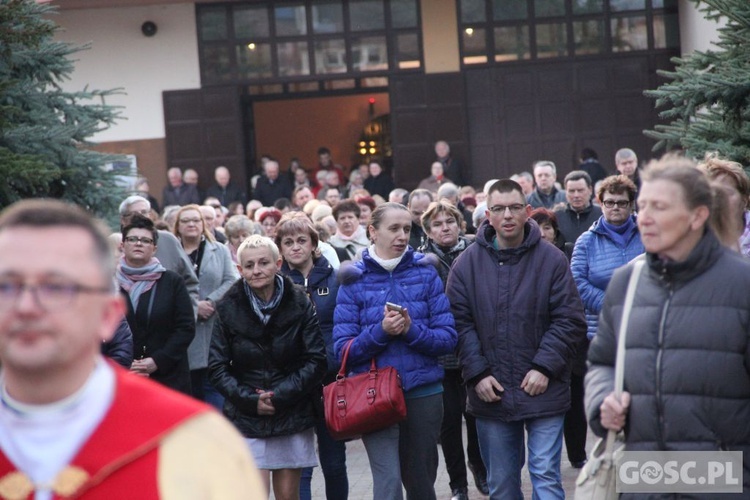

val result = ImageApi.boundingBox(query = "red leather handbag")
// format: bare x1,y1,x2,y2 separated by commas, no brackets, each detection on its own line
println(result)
323,339,407,440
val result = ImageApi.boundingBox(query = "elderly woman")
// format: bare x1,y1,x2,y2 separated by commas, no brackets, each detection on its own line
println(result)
328,199,370,261
117,215,194,394
529,208,572,259
586,158,750,495
567,175,643,469
274,212,348,500
356,196,377,226
418,162,452,194
335,202,457,500
418,201,487,499
209,235,326,500
173,204,238,407
225,214,262,265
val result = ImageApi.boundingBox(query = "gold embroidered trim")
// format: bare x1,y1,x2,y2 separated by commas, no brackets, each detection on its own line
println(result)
0,466,89,500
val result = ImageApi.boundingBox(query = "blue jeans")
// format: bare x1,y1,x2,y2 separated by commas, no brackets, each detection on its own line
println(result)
299,417,348,500
475,415,565,500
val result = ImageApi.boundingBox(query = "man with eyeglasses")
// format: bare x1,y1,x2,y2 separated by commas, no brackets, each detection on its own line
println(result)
446,179,586,499
0,199,263,498
119,195,199,309
554,170,603,245
527,161,567,209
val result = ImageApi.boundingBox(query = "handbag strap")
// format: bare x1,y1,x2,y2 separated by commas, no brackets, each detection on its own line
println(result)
337,339,378,378
605,258,645,452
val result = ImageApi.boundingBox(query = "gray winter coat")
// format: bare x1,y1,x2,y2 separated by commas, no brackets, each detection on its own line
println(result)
585,230,750,497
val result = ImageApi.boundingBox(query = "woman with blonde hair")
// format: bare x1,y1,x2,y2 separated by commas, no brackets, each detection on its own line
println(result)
173,204,238,407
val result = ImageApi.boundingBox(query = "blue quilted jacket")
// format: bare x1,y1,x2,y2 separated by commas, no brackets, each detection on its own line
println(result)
334,247,457,394
570,215,644,339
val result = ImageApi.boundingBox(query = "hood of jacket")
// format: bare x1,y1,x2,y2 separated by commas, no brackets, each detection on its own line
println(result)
474,217,542,263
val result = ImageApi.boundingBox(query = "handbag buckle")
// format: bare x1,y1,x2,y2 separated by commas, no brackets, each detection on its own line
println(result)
367,388,376,398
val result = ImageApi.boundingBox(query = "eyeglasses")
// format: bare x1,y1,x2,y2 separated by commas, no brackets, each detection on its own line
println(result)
0,281,113,311
602,200,631,209
179,218,202,225
122,210,150,218
123,236,155,245
489,204,526,215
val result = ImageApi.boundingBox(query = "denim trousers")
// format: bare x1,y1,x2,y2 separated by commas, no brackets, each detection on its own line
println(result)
361,393,443,500
475,414,565,500
299,417,348,500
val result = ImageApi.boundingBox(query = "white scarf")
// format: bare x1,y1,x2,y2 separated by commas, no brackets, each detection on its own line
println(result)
368,244,405,272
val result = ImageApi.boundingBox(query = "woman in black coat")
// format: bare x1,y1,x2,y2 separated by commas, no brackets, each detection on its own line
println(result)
209,234,326,500
117,215,195,394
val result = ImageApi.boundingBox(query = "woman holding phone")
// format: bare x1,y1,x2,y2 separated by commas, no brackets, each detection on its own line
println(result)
334,202,457,500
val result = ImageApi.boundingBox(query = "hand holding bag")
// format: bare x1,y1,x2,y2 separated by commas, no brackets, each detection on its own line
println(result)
575,259,645,500
323,339,407,440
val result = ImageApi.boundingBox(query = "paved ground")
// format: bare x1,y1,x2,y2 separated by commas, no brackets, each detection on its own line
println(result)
303,424,593,499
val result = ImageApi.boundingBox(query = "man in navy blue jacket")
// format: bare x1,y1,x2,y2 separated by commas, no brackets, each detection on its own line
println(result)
446,179,586,500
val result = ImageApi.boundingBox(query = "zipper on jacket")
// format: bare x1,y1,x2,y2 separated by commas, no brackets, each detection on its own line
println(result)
655,285,673,450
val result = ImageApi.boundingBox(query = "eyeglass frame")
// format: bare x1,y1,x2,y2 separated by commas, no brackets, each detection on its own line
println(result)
488,204,527,215
601,199,631,209
123,236,155,245
0,281,114,312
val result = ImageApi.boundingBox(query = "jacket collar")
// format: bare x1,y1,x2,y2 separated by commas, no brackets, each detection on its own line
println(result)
281,255,333,288
475,217,542,257
646,228,723,284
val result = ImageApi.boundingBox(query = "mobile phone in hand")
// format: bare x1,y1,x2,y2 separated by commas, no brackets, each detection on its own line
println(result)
386,302,404,313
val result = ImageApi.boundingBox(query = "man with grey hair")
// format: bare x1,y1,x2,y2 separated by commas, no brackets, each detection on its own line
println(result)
438,183,476,235
163,167,201,207
206,166,246,207
554,171,602,245
388,188,409,205
527,161,566,209
615,148,641,195
119,195,199,307
252,160,292,207
511,172,534,197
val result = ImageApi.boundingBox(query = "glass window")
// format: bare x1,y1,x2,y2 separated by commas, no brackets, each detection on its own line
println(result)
460,0,486,23
396,33,420,69
493,0,528,21
573,19,605,55
611,15,648,51
653,13,679,49
323,79,356,90
610,0,646,11
312,3,344,33
234,6,269,39
275,5,307,36
535,0,564,17
351,36,389,71
314,39,347,74
278,41,310,76
362,76,389,87
572,0,604,14
350,0,386,31
248,83,283,95
236,43,273,79
536,22,568,58
462,27,488,64
199,7,228,41
391,0,418,29
494,26,530,61
201,45,232,81
289,81,320,92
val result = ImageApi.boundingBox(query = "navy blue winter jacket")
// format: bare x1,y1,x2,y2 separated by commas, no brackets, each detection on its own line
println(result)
446,218,587,421
281,255,340,376
334,247,457,394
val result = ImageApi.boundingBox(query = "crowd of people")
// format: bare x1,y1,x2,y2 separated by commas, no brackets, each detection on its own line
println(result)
1,142,750,499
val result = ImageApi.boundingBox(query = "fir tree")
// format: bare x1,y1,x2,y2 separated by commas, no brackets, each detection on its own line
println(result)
0,0,125,219
645,0,750,168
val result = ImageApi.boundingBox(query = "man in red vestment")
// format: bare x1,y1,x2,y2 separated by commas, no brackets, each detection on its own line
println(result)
0,199,263,500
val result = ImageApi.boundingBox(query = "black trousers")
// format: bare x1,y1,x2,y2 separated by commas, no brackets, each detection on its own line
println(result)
440,369,486,490
563,372,588,463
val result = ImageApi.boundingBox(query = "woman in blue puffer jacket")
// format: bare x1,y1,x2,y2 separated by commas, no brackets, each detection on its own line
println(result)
334,202,457,500
571,175,645,340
